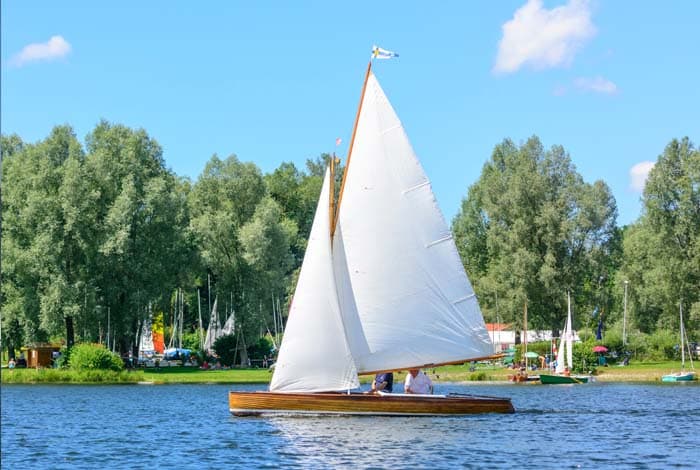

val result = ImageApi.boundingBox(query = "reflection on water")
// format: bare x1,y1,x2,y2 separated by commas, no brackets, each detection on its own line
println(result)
2,382,699,469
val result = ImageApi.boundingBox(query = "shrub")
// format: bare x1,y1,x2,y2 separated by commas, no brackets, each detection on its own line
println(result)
647,329,677,360
247,336,273,361
573,339,598,373
68,343,124,371
182,330,202,353
468,371,488,381
213,334,238,367
54,346,71,369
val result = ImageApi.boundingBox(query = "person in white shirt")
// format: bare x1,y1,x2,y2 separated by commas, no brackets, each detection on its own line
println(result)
404,368,433,394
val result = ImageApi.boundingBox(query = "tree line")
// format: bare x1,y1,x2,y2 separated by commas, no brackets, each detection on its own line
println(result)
452,136,699,342
1,122,697,360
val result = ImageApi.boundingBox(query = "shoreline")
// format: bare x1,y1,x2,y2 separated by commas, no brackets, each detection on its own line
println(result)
2,361,695,385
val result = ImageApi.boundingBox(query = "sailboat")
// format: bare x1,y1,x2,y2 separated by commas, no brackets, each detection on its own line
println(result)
137,316,156,362
228,50,513,416
662,302,697,382
540,291,590,384
203,297,221,354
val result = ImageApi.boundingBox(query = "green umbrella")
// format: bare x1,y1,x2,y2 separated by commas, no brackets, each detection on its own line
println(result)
524,351,540,359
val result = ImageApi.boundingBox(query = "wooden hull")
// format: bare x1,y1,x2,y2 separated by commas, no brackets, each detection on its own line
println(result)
229,391,514,416
661,372,697,382
539,374,589,384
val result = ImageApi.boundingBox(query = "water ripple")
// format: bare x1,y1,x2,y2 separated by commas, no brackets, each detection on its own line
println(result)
2,382,699,469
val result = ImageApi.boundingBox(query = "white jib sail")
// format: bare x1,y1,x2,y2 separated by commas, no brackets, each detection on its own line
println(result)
333,72,493,374
270,168,359,392
222,311,235,336
203,297,220,354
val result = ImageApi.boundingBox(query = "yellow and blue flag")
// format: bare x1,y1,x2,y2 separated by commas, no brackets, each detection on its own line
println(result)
372,45,399,60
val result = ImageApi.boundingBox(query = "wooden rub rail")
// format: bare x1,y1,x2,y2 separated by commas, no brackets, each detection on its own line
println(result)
229,391,515,416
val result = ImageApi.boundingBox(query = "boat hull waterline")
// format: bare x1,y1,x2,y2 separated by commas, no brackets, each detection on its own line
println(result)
229,391,514,416
539,374,590,384
661,372,697,382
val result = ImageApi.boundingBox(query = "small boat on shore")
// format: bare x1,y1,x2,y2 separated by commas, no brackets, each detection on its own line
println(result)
539,374,589,384
539,291,590,385
662,302,697,382
228,48,513,416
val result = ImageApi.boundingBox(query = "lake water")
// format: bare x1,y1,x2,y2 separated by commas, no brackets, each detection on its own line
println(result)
2,381,699,469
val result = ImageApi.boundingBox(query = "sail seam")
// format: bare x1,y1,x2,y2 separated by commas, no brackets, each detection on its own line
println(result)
381,124,402,136
425,235,452,248
452,293,476,305
402,181,430,195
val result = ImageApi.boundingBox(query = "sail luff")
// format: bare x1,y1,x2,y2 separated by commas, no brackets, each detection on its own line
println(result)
329,153,336,237
332,60,373,238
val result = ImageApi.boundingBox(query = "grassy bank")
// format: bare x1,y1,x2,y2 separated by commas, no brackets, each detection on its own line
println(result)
1,368,144,384
1,361,693,385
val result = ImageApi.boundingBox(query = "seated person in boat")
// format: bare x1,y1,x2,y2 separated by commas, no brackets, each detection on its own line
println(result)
370,372,393,393
404,368,433,394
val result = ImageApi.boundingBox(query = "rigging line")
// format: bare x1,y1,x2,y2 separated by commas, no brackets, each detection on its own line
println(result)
452,293,476,305
402,180,430,195
425,235,453,248
380,124,402,136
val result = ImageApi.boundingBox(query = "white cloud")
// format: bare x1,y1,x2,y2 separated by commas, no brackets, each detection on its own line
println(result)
574,76,618,94
629,161,655,192
11,35,72,67
494,0,596,74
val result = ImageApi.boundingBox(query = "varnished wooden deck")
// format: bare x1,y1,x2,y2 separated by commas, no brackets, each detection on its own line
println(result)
229,391,514,416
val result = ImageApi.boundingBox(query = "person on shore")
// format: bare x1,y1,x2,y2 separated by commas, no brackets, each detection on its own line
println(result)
404,368,433,394
371,372,393,393
8,358,16,369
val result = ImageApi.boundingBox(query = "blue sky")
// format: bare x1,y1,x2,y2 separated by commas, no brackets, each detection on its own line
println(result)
2,1,698,226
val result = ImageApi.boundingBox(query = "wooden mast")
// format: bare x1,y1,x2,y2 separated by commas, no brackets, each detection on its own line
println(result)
524,300,528,371
329,153,336,236
331,59,373,239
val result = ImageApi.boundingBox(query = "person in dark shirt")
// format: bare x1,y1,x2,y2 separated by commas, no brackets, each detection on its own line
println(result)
371,372,393,393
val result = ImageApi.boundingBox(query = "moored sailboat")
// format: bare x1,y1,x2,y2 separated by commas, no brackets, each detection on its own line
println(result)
662,302,696,382
229,48,513,415
539,291,590,384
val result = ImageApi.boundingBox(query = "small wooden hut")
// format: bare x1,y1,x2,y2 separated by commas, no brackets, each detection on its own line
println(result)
22,343,62,368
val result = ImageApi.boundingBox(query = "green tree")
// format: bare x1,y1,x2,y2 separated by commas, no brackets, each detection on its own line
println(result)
452,137,619,332
621,137,699,334
2,127,88,347
85,121,193,352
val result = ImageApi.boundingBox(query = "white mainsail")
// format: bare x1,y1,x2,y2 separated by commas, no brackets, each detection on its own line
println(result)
270,69,493,393
556,292,574,374
138,317,155,358
333,72,493,374
270,168,359,392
